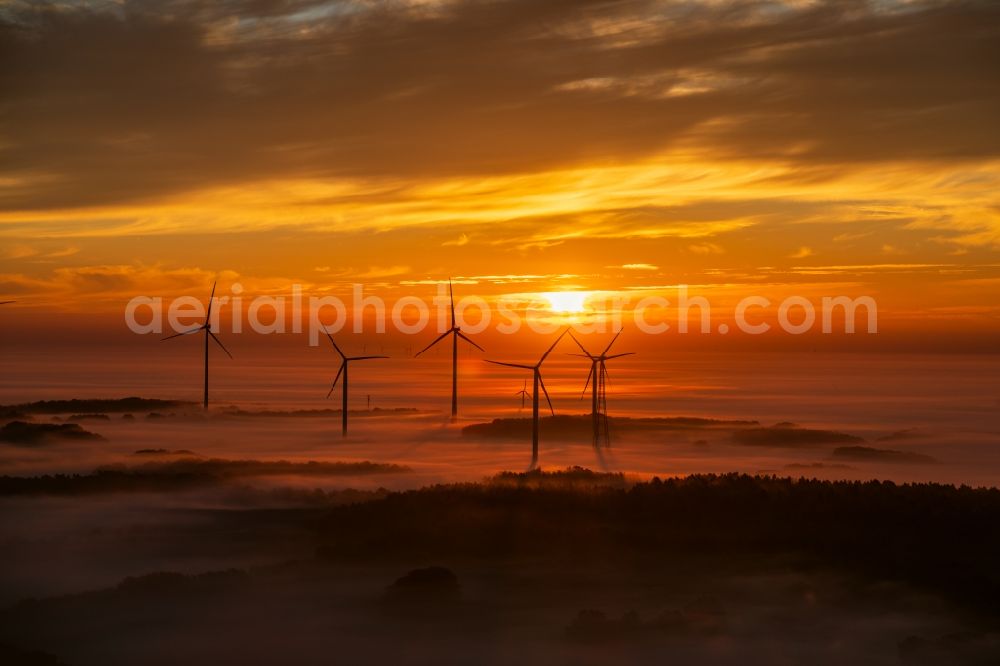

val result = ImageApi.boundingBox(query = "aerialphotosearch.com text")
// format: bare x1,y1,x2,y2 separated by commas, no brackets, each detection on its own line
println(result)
125,283,878,345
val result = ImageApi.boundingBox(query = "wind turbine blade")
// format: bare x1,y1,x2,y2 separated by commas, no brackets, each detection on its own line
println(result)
601,329,623,356
449,278,456,329
415,330,452,357
206,281,217,322
538,373,555,415
568,330,592,356
324,328,345,359
567,353,592,358
348,355,389,361
208,330,233,359
605,352,636,360
538,328,569,365
485,360,534,370
455,330,484,352
161,327,202,341
0,301,14,305
581,363,594,398
327,363,345,397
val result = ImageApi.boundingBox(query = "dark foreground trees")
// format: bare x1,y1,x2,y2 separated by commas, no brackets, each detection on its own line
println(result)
317,472,1000,616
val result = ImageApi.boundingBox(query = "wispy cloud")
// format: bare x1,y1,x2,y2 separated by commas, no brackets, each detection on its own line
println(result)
688,243,724,255
0,243,80,260
356,265,412,279
1,0,998,321
2,0,998,213
442,233,470,247
788,263,954,275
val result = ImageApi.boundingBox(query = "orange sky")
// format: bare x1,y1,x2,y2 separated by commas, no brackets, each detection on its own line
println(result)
2,0,999,348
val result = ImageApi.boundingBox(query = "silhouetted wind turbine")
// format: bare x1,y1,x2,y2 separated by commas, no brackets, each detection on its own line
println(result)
415,278,484,421
161,282,231,410
569,330,635,449
325,330,387,437
515,380,530,410
486,329,568,469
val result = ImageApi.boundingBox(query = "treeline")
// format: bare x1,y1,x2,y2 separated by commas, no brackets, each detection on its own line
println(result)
0,421,105,445
0,397,190,418
462,415,759,439
0,459,410,496
316,472,1000,615
220,407,421,418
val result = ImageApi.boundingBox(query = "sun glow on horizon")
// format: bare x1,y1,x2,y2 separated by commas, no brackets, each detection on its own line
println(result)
541,291,591,314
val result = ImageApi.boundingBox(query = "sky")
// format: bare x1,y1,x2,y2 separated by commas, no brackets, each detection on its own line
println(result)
1,0,999,349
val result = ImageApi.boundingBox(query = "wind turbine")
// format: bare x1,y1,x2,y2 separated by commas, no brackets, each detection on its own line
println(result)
161,282,231,410
325,330,387,437
486,329,568,469
569,330,635,449
515,380,530,410
415,278,484,421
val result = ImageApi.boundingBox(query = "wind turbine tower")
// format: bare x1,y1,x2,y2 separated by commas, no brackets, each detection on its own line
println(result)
161,282,232,410
415,279,484,420
486,329,568,469
569,330,635,449
325,331,387,436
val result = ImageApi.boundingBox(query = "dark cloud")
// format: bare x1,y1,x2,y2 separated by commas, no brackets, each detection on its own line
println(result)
1,0,998,210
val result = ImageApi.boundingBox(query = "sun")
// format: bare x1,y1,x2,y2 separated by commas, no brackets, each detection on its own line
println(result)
542,291,590,314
